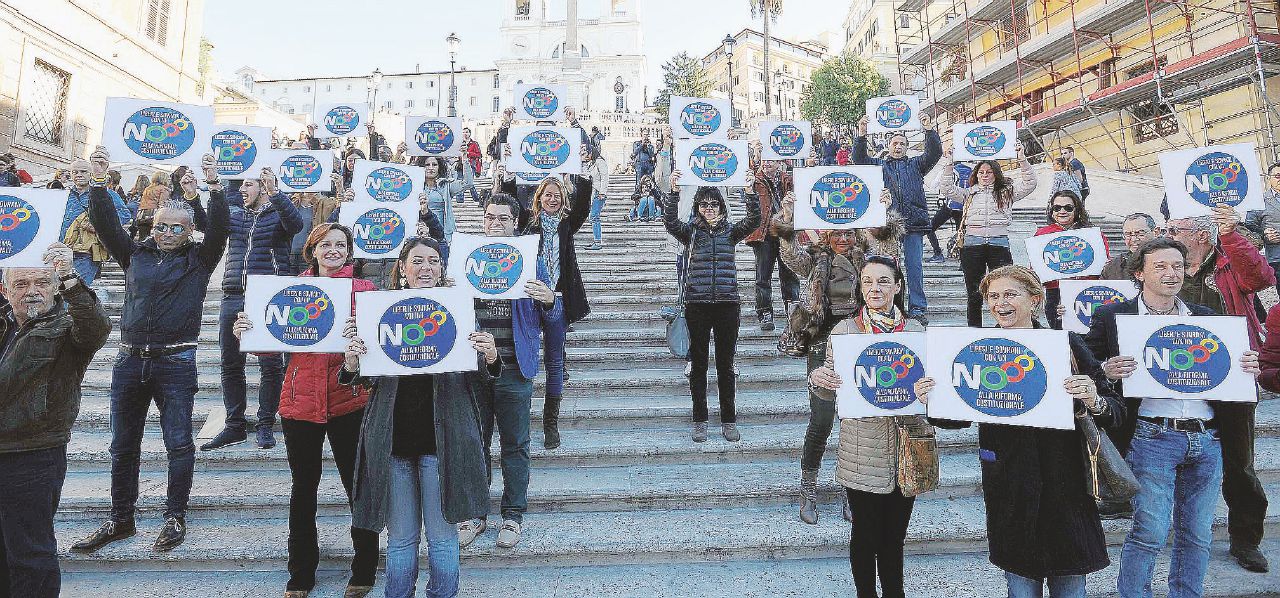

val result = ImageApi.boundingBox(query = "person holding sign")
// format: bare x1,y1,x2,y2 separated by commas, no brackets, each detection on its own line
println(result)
916,265,1123,597
662,169,761,443
339,237,490,598
805,256,934,598
229,223,379,597
416,154,474,240
61,158,132,285
937,140,1037,327
1035,190,1109,330
744,159,801,332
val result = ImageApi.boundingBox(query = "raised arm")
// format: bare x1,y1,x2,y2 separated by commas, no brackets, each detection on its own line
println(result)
852,136,878,166
62,278,111,352
663,191,693,245
1010,158,1038,201
779,233,815,278
563,174,593,234
934,157,967,204
730,192,763,244
88,185,135,270
198,189,231,270
918,129,943,174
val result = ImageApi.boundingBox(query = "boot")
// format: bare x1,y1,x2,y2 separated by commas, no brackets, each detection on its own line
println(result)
799,469,819,525
542,395,562,450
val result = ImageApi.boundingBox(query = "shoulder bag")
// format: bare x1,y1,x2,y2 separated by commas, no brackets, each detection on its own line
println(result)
667,239,694,358
895,417,940,497
1078,409,1140,503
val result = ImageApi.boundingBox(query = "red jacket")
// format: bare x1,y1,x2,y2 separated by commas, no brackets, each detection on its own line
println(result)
464,140,482,177
277,264,376,424
1211,230,1274,352
745,170,793,244
1032,222,1110,290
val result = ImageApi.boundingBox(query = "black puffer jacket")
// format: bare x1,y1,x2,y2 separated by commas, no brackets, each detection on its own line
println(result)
663,190,760,303
222,187,304,294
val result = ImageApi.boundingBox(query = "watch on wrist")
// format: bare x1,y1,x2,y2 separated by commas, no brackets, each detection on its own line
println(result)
89,175,108,187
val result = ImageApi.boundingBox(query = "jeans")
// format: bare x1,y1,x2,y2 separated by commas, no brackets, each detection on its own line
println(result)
540,296,567,399
1118,420,1223,598
802,339,836,471
685,302,740,423
0,447,66,598
281,412,378,591
1004,572,1086,598
927,205,961,254
72,252,101,286
386,455,459,598
634,196,659,221
589,193,606,242
219,293,285,430
847,488,915,598
635,164,654,185
109,349,198,522
901,233,927,315
476,368,533,523
960,242,1014,326
1216,402,1268,549
750,238,801,317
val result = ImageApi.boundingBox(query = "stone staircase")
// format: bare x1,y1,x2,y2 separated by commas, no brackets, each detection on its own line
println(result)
57,174,1280,596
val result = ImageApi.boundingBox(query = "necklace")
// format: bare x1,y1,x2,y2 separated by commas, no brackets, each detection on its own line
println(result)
1142,297,1178,315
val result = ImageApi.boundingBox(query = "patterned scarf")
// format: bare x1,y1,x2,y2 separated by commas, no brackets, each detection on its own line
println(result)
539,211,562,288
862,305,905,334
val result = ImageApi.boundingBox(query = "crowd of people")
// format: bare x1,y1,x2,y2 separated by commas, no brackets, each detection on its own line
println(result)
0,103,1278,598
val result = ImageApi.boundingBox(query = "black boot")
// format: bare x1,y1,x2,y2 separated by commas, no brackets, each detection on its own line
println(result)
543,395,562,450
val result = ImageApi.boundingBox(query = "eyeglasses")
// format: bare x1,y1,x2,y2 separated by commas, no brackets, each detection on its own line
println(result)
1165,226,1194,236
698,202,722,209
153,223,187,235
483,214,513,223
1122,230,1152,239
1269,173,1280,180
985,290,1026,303
1051,204,1076,213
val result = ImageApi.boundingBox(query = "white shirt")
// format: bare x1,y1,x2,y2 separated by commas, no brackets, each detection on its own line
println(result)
1134,294,1215,420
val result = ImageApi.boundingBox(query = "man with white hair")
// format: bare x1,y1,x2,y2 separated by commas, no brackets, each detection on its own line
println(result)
61,157,131,285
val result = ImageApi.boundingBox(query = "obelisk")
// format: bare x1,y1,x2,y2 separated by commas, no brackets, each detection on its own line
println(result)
557,0,589,109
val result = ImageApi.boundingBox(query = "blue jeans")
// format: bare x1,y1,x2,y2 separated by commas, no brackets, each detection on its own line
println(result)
1118,419,1223,598
540,296,567,399
589,193,606,242
72,252,101,286
901,232,926,314
386,455,459,598
109,348,198,521
219,293,284,430
476,368,533,523
1005,571,1086,598
0,446,66,598
633,196,658,221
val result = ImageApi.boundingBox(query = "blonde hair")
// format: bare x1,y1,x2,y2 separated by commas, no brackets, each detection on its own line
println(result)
979,264,1045,309
531,176,569,217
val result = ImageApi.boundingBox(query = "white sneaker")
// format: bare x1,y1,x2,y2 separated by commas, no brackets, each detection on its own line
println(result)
458,518,486,548
684,362,692,377
496,519,522,548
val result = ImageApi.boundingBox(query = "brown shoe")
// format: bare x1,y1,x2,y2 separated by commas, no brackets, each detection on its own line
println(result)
344,585,373,598
71,519,136,552
283,592,309,598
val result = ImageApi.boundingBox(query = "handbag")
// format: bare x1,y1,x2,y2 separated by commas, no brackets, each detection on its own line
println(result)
776,249,830,358
667,241,694,359
1077,409,1140,503
895,417,940,497
947,193,974,259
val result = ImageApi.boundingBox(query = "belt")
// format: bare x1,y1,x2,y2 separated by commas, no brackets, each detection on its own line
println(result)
120,343,197,358
1138,415,1216,433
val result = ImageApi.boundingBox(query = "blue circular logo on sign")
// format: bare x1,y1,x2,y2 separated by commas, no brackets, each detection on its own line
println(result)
365,167,413,202
680,101,723,137
522,87,561,119
465,243,523,295
809,172,871,225
515,172,549,185
414,120,455,155
520,130,570,171
279,155,323,190
952,338,1046,417
1144,324,1231,394
264,284,336,347
1184,151,1249,209
963,125,1006,158
353,207,405,255
768,124,805,157
324,105,361,136
1072,285,1128,330
688,143,738,184
0,196,39,260
123,106,196,160
211,129,258,176
855,341,924,410
1042,235,1095,275
875,99,912,130
378,296,457,368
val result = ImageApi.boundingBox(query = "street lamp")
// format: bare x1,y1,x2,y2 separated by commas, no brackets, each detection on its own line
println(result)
723,34,737,126
368,67,383,113
447,32,461,118
774,68,785,120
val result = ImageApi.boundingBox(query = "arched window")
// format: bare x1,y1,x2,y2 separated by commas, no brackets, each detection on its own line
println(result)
551,43,590,58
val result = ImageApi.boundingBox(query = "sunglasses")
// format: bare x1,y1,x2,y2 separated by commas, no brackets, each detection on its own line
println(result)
698,201,722,209
153,223,188,235
1051,204,1076,213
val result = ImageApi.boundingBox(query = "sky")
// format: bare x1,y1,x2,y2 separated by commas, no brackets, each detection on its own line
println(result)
202,0,842,96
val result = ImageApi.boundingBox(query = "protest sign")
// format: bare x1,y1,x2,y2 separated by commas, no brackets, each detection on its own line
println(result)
313,103,370,138
355,287,479,376
670,96,733,140
241,275,353,353
1024,227,1107,283
446,233,541,300
350,159,425,204
951,121,1017,161
1116,315,1256,402
102,97,214,168
0,189,68,267
405,116,464,157
506,126,582,175
924,327,1075,430
210,125,272,178
792,166,886,230
832,332,928,418
759,120,812,161
674,139,748,187
866,95,921,134
1059,279,1138,334
514,83,568,121
339,201,418,259
271,150,334,193
1159,143,1264,219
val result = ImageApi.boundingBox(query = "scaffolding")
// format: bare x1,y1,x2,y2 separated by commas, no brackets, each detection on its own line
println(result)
889,0,1280,173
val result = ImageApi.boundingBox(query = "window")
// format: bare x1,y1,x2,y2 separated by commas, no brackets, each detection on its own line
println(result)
515,0,530,16
326,84,332,92
346,83,352,91
1126,59,1178,143
383,101,393,111
23,59,70,146
428,99,436,107
303,85,311,92
407,81,414,89
616,95,625,111
406,100,415,108
429,80,435,88
493,74,500,88
493,96,500,111
282,86,288,93
469,96,477,107
143,0,171,46
471,77,477,86
301,104,313,114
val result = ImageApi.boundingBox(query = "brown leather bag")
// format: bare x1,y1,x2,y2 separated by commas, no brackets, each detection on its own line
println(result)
895,417,940,497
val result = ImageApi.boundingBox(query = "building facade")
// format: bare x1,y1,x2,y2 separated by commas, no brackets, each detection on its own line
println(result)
701,28,830,125
843,0,900,92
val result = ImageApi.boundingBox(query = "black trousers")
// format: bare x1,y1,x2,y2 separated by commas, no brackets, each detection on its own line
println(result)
926,204,961,255
0,446,65,598
281,410,379,591
803,339,837,471
686,302,740,423
847,487,915,598
960,244,1013,327
1045,286,1063,330
750,238,801,316
1218,402,1269,548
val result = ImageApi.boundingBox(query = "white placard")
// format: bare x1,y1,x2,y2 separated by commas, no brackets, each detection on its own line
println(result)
1159,143,1264,219
1116,315,1257,402
101,97,214,168
759,120,813,161
271,150,334,193
951,121,1017,161
924,327,1075,430
866,95,922,134
446,233,541,300
832,332,928,418
405,116,464,157
506,126,582,175
674,139,749,187
312,102,370,139
354,287,479,376
209,125,273,179
669,96,733,140
339,200,419,260
1024,227,1107,283
0,188,69,267
1059,279,1138,334
514,83,569,122
241,275,354,354
350,159,426,205
792,166,887,230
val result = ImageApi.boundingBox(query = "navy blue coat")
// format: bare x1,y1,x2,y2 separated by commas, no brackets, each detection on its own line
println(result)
853,130,942,233
222,188,304,293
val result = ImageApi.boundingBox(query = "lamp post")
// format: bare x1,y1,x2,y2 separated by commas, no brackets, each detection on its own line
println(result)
723,34,737,126
368,67,383,113
774,68,785,120
447,32,460,118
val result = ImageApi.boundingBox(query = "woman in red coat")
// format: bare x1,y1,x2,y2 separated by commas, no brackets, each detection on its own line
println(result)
233,223,379,598
1032,190,1109,330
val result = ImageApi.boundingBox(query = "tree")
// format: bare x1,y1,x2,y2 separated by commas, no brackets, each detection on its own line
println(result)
654,52,713,117
800,53,891,137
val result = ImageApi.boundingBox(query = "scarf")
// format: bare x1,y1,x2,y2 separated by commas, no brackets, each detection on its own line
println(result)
862,305,905,334
539,212,562,288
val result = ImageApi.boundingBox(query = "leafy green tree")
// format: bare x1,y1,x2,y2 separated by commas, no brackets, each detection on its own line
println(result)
654,52,713,117
800,53,891,137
